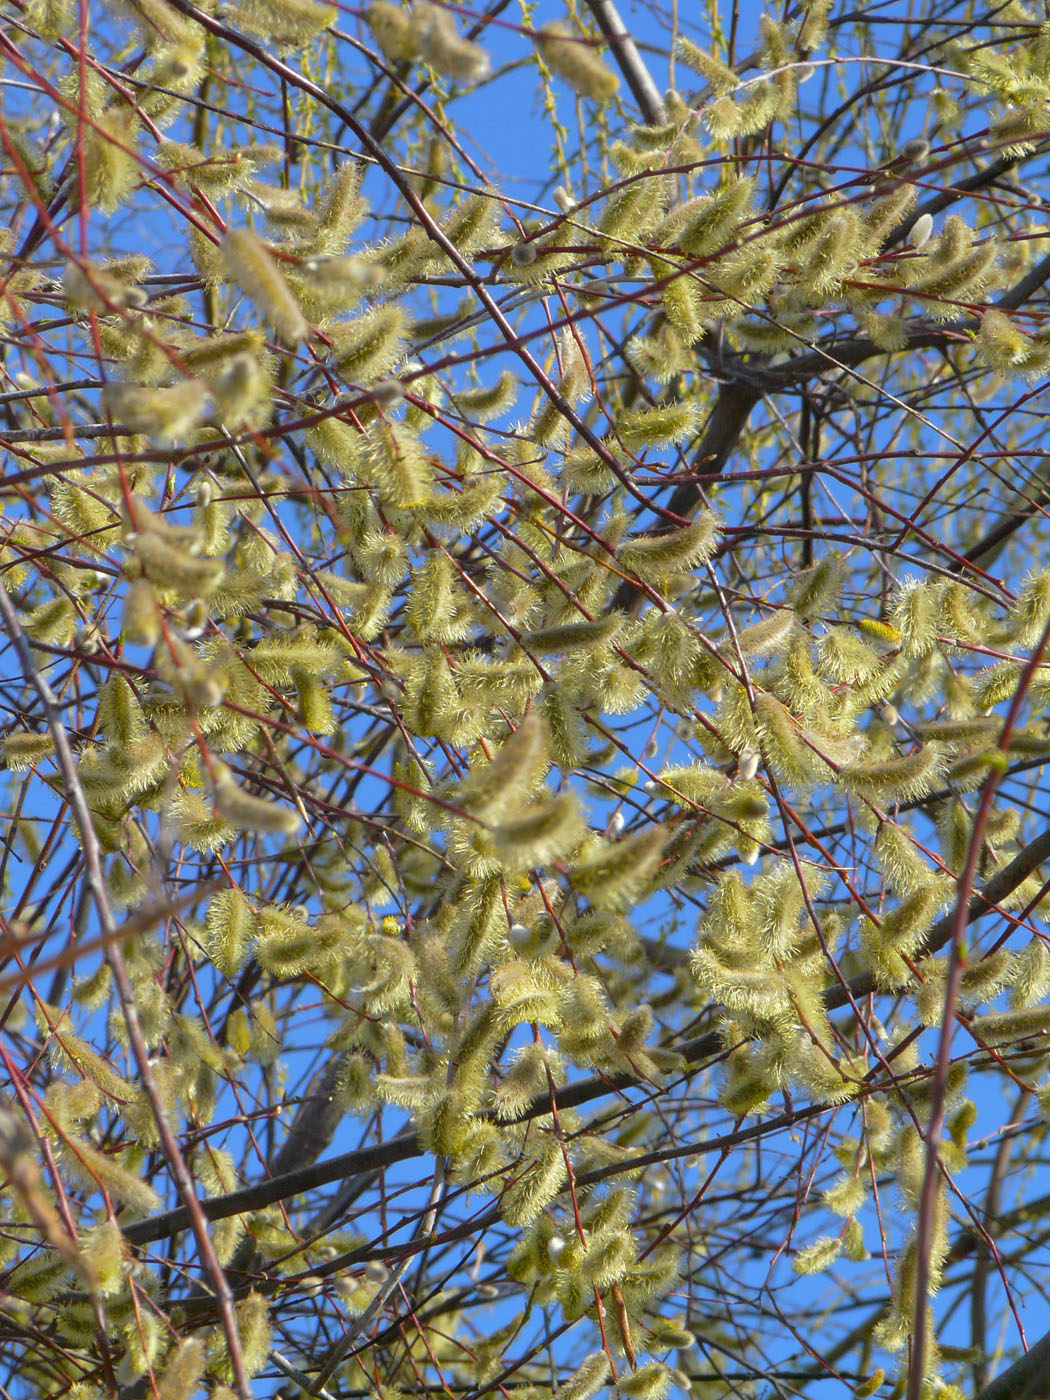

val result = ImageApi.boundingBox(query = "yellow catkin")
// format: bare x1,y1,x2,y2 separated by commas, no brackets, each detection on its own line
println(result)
228,0,335,46
221,228,309,344
366,0,419,62
62,260,147,313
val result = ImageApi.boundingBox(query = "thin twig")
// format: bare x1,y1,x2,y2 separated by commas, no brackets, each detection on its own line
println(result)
0,586,254,1400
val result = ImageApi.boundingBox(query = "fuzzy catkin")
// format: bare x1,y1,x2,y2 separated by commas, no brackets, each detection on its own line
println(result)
415,1,490,81
101,379,209,442
221,228,309,344
534,22,619,103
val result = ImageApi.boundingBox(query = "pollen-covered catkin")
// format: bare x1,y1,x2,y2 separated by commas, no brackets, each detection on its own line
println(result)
221,228,309,344
675,36,737,95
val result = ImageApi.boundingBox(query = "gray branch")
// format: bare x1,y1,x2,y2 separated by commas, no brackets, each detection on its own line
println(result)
973,1325,1050,1400
582,0,666,125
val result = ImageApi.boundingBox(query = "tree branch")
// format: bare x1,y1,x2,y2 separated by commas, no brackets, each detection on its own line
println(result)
581,0,666,126
972,1324,1050,1400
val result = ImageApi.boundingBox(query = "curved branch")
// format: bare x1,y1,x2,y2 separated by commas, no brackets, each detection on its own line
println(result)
0,589,253,1400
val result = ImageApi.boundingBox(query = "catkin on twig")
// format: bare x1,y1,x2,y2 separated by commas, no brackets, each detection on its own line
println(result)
221,227,309,344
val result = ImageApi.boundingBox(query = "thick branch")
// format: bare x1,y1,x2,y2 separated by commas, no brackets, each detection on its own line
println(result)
972,1325,1050,1400
581,0,666,126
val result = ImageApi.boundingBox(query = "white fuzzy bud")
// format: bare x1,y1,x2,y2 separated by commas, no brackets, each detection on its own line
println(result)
182,598,209,641
372,378,405,409
908,212,934,249
737,749,760,782
547,1233,566,1262
901,138,930,162
507,922,531,948
74,625,101,655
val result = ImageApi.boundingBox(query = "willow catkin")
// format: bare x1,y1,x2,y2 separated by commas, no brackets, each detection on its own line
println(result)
365,0,419,63
80,107,141,214
220,227,309,344
227,0,335,46
415,2,490,82
100,379,209,442
62,260,147,313
156,1339,207,1400
675,36,737,95
669,175,755,257
0,732,55,771
213,772,303,836
901,137,930,162
533,22,619,103
908,212,934,249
